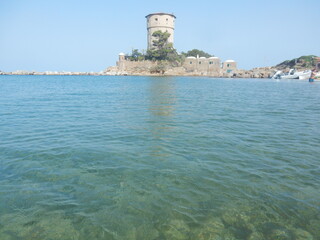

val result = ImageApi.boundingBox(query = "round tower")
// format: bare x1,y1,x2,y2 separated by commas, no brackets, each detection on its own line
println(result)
145,13,176,50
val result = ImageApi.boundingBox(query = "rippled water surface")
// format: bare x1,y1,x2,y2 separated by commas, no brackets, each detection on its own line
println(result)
0,75,319,240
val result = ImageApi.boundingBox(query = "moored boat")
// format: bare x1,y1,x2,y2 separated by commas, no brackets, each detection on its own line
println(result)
272,69,312,80
281,69,299,79
298,70,312,80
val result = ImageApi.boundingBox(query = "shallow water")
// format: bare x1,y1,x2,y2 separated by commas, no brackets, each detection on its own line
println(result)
0,75,319,240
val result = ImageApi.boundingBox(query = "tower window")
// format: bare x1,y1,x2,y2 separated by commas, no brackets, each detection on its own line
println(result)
190,62,192,64
155,18,158,21
199,62,202,64
209,61,213,64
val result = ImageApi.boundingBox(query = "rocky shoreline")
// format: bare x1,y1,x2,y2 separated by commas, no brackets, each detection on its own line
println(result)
104,66,278,78
0,70,104,76
0,66,315,79
0,68,277,78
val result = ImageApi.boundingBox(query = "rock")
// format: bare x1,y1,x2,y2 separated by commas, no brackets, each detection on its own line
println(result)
221,209,254,240
221,210,250,227
163,219,190,240
292,228,313,240
248,231,264,240
0,212,80,240
269,228,293,240
194,218,225,240
127,224,159,240
260,222,294,240
306,219,320,239
220,231,238,240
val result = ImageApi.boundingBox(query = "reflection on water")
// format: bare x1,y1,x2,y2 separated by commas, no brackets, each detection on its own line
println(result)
148,77,176,117
0,76,319,240
148,77,176,159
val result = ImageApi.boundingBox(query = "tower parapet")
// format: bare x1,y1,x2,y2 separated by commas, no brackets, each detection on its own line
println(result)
118,52,125,61
145,13,176,50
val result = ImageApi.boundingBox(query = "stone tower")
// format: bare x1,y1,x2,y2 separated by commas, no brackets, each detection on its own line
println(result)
145,13,176,50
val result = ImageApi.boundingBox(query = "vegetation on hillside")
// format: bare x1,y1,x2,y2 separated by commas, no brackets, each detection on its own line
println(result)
276,55,318,69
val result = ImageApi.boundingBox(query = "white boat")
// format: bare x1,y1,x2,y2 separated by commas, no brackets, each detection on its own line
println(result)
272,69,312,80
298,70,312,80
281,69,300,79
272,70,284,79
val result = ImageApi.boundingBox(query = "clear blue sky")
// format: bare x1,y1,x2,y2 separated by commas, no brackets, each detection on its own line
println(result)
0,0,319,72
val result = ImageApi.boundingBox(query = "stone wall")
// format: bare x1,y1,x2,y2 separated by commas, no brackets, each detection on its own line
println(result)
183,57,221,76
104,54,242,77
116,59,158,74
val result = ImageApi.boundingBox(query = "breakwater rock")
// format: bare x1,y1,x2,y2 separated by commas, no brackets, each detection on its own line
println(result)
1,70,106,76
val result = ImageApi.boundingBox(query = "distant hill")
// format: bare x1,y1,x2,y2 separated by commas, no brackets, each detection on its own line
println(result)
275,55,318,70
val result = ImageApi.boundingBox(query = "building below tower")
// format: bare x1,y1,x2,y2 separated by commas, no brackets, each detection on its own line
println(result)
107,53,238,77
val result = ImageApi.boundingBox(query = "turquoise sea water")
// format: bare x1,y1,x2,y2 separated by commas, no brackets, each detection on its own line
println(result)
0,75,319,240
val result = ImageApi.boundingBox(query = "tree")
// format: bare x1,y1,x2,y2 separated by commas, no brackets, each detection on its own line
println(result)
146,30,179,62
181,49,213,58
128,49,144,61
151,30,171,50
